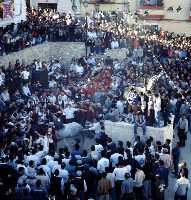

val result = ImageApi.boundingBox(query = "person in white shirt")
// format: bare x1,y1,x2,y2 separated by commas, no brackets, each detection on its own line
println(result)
154,94,161,127
110,152,123,167
88,30,97,39
21,68,30,81
111,79,119,91
57,94,64,106
134,153,145,168
113,158,131,182
97,151,109,173
47,158,59,172
52,161,61,174
90,145,99,161
124,141,133,158
48,93,57,104
35,60,42,70
59,163,69,183
106,168,115,190
22,83,31,97
87,55,96,66
134,167,145,199
49,60,61,74
159,148,172,169
1,88,10,103
94,142,104,159
147,95,155,126
64,104,78,123
38,158,51,177
89,118,102,139
70,60,79,72
170,95,177,114
116,100,124,115
76,64,84,76
0,69,5,86
61,91,69,105
26,160,36,177
174,171,190,199
49,78,57,88
25,149,40,167
113,158,131,197
111,38,119,49
140,93,146,113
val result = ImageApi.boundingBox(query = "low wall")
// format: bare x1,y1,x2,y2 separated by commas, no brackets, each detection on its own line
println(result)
0,42,128,67
0,42,85,67
104,120,173,144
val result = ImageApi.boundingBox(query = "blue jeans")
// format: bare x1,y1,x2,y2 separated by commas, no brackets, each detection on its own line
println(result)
143,180,151,200
134,124,146,136
188,115,191,133
109,188,116,200
155,111,161,127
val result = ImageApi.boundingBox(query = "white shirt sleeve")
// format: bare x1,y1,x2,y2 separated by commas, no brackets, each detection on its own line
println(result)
84,180,87,192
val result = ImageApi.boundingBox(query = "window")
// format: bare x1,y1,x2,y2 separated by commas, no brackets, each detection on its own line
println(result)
38,3,57,10
89,0,115,3
140,0,164,7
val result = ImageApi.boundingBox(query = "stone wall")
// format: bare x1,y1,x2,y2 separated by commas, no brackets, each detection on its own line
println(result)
0,42,128,67
104,120,173,146
0,42,86,67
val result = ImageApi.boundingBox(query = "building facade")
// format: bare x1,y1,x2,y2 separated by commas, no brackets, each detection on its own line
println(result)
0,0,26,27
28,0,191,21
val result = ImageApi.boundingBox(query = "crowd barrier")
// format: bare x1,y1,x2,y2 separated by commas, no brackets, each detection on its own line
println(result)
104,120,174,145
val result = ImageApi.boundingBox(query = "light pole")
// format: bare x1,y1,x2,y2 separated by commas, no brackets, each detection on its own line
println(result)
82,0,88,58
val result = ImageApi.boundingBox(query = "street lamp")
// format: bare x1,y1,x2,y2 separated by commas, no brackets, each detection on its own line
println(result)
82,0,88,58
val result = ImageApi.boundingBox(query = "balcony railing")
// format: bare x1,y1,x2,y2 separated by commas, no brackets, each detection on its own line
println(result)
88,0,127,4
139,5,164,10
139,0,164,10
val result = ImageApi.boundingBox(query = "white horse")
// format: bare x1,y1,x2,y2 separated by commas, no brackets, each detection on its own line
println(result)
56,122,83,140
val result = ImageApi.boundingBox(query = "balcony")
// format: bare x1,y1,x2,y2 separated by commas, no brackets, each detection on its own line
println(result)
138,1,164,20
139,5,164,10
88,0,127,4
139,0,164,10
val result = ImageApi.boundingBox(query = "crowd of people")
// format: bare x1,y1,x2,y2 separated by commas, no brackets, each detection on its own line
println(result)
0,9,191,200
0,9,84,55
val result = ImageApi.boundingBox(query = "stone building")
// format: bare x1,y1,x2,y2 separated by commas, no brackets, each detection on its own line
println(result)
28,0,191,21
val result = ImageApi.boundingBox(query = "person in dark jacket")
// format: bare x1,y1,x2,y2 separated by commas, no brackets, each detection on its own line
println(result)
153,174,165,200
31,179,48,200
49,169,62,200
156,160,169,188
172,142,181,177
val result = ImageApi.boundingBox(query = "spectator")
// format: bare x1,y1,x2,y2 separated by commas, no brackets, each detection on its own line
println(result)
97,172,112,200
174,171,190,200
121,172,135,200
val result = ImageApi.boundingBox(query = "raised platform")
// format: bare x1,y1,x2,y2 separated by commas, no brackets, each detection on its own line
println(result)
104,120,173,145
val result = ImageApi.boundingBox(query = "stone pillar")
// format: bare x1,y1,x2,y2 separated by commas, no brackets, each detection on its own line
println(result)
30,0,38,9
